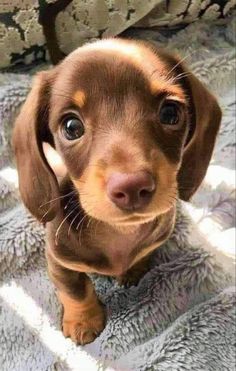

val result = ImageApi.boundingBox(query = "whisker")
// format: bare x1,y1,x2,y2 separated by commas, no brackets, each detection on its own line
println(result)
55,207,78,244
76,213,88,231
39,191,75,209
86,216,93,230
165,54,192,80
40,207,53,223
64,197,78,210
67,207,84,236
172,72,192,82
165,49,198,81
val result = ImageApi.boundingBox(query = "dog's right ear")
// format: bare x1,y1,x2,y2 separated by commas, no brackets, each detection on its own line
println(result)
13,71,59,222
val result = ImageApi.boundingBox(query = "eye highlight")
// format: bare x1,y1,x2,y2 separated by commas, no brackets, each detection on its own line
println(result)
159,100,181,127
61,116,85,140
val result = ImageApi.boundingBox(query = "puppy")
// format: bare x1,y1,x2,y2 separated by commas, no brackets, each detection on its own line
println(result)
13,38,221,345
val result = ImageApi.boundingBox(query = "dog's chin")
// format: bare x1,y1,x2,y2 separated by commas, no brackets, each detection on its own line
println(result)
111,214,157,226
84,205,174,232
98,214,157,234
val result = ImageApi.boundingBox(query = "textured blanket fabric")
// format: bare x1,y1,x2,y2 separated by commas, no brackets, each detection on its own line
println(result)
0,17,235,371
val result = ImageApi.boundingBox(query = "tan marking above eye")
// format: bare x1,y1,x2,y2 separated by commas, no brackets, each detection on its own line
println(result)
150,80,186,102
73,90,86,108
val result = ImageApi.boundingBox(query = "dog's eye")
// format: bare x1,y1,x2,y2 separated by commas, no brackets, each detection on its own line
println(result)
159,101,180,126
62,117,84,140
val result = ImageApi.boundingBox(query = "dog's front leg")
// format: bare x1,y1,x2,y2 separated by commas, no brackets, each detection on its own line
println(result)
46,252,106,345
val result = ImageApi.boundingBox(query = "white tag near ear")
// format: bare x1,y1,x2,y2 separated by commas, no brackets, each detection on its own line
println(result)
42,142,67,178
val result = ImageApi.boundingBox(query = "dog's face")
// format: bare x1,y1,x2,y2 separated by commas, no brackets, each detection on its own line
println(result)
13,39,221,227
50,40,187,226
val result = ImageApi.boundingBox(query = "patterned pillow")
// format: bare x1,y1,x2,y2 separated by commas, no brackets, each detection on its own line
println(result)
0,0,234,69
135,0,236,28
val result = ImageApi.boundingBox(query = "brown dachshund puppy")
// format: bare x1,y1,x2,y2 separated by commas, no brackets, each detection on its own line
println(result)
13,38,221,345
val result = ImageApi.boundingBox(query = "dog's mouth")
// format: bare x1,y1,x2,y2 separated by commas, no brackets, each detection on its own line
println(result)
108,215,156,228
79,196,176,229
75,187,177,229
73,168,178,228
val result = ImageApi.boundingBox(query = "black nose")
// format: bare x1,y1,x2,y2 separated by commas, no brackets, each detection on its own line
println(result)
107,171,156,211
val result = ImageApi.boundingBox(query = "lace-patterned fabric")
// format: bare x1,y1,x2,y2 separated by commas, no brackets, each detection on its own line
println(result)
135,0,236,27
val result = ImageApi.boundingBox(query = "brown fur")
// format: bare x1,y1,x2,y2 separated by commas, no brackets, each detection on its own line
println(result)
12,38,221,345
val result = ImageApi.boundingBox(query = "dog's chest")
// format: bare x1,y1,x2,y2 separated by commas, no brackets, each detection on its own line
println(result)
85,222,155,275
103,234,139,270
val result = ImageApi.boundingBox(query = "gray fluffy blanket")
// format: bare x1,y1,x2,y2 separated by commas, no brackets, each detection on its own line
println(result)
0,17,235,370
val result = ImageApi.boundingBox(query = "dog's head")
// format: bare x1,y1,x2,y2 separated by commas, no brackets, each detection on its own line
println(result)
13,39,221,228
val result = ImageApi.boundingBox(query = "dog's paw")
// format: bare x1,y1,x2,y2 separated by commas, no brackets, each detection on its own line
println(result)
62,303,106,345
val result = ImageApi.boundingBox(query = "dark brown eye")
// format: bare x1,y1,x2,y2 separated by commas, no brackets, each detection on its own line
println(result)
159,101,180,126
62,117,84,140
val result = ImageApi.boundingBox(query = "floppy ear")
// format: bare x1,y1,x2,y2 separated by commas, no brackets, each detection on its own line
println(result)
177,68,222,201
13,71,59,222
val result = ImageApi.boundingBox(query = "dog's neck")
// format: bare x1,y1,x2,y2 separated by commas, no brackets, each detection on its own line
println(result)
48,204,176,277
49,179,176,276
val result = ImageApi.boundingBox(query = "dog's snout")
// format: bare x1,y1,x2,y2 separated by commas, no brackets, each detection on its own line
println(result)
107,171,156,211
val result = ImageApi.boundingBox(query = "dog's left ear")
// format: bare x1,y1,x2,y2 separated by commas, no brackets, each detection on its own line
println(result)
177,64,222,201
